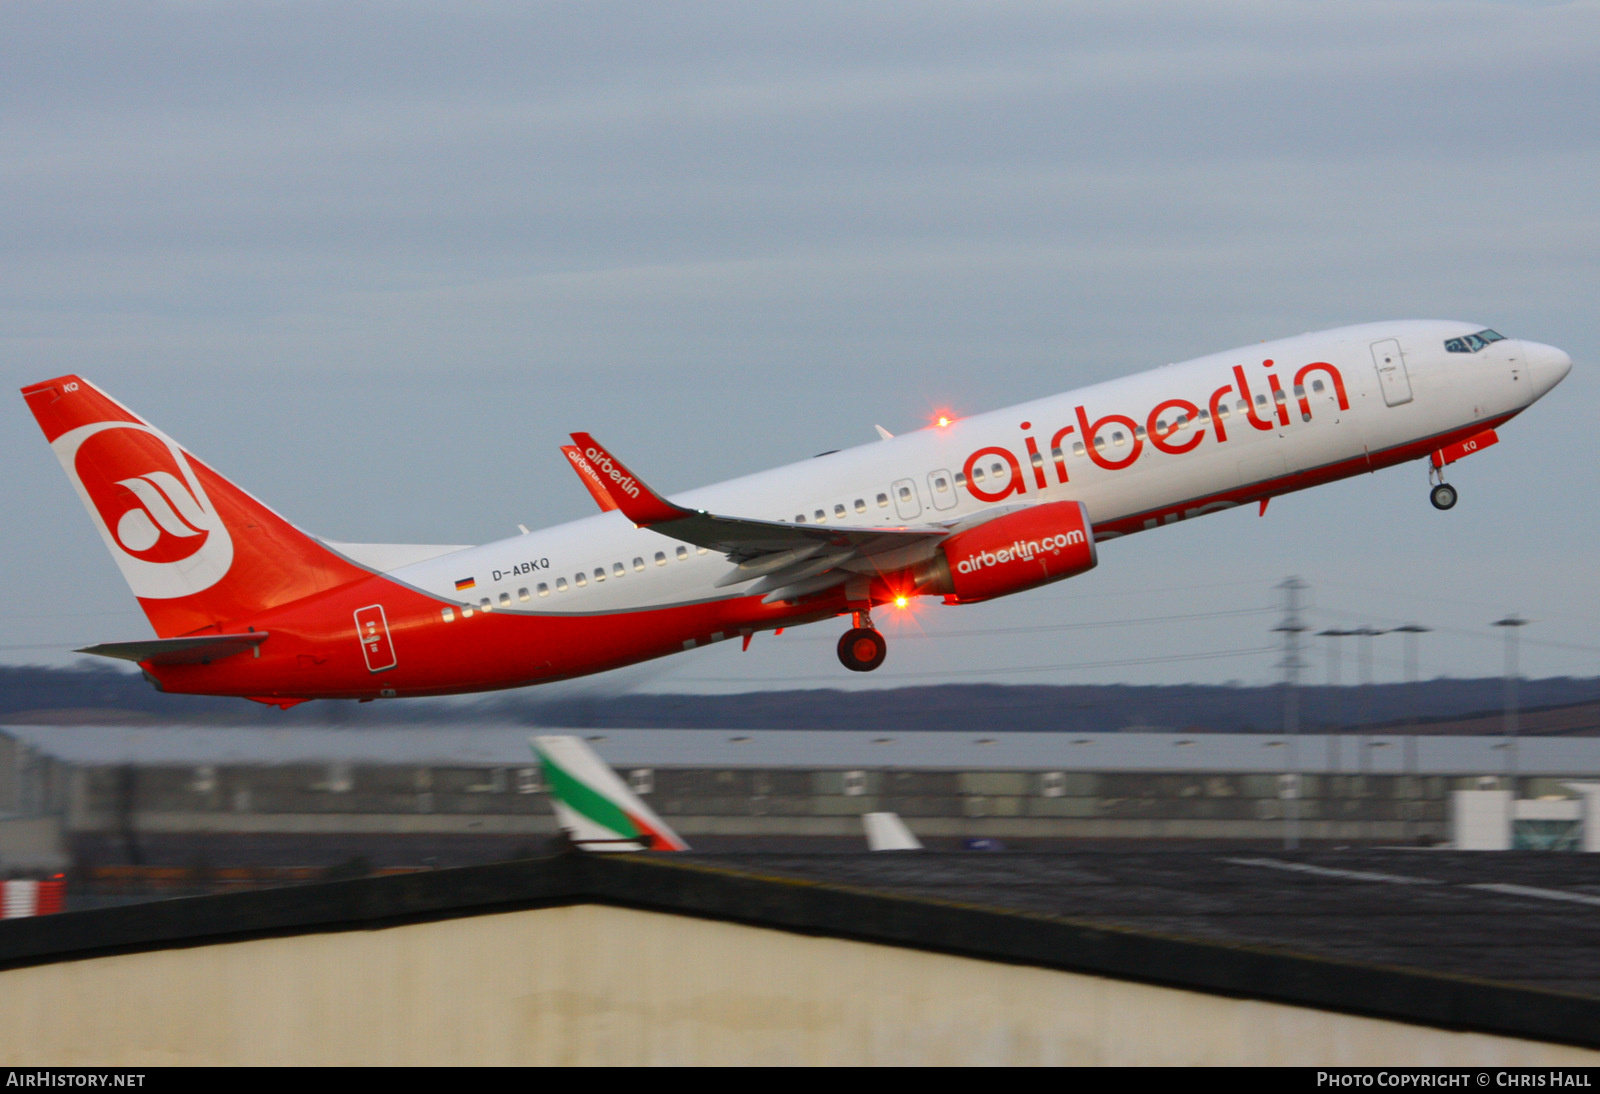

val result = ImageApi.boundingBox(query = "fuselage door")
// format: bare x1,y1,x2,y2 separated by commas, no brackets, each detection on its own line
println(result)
927,469,958,511
354,604,397,673
1370,339,1413,407
891,478,923,520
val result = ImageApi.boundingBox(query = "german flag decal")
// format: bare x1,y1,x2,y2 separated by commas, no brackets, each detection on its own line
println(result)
454,577,476,592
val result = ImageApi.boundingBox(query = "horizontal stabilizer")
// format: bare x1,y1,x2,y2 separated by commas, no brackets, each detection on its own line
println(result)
78,632,268,666
864,811,924,851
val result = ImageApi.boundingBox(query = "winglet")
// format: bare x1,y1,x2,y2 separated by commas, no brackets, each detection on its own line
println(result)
559,445,620,513
567,433,688,526
531,735,689,852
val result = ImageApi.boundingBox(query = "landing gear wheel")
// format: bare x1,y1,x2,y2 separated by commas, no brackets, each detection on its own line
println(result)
1430,483,1458,510
838,627,887,672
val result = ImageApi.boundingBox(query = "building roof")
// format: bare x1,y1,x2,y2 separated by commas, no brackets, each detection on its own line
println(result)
2,850,1598,1050
6,723,1600,775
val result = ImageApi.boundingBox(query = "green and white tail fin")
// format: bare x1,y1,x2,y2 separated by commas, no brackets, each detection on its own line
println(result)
531,735,689,852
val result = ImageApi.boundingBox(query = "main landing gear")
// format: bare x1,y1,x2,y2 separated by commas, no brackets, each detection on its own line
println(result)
1428,466,1458,511
837,610,887,672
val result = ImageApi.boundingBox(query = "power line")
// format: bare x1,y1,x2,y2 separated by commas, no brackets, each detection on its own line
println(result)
673,644,1280,684
781,606,1273,642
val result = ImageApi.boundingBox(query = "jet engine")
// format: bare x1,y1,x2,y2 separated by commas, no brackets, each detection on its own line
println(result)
913,500,1097,604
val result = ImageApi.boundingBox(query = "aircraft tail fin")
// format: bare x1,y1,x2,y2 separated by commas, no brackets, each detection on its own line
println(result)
21,375,371,638
531,735,689,851
863,811,924,851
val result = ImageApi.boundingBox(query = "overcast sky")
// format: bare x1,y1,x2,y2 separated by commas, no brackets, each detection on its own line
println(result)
2,1,1597,698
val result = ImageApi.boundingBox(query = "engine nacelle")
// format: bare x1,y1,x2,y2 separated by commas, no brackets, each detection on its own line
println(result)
915,500,1097,604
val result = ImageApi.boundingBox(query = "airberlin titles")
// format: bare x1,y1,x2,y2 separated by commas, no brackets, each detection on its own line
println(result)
957,358,1348,503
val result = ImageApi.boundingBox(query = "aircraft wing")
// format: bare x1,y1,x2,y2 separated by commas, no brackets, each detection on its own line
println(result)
569,432,952,603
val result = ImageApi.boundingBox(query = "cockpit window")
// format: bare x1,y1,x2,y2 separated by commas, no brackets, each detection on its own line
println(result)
1445,329,1507,354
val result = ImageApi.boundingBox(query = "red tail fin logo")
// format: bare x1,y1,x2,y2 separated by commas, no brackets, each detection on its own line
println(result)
55,421,235,599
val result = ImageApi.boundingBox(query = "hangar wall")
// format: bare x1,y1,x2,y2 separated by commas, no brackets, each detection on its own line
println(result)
2,903,1594,1066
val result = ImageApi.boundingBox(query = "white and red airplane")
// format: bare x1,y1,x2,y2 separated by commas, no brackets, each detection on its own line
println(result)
22,320,1570,708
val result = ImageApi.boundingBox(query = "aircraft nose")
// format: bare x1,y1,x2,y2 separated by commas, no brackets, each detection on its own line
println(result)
1521,340,1573,399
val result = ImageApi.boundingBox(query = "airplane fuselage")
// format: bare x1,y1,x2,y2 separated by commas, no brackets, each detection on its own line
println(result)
47,320,1572,703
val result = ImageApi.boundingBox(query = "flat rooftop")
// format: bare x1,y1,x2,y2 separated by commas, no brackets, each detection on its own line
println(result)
7,724,1600,774
5,849,1600,1049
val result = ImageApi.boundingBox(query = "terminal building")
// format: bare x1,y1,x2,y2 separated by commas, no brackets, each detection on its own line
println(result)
5,724,1600,870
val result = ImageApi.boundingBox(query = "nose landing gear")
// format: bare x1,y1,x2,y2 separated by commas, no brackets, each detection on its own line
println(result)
837,610,887,672
1428,464,1458,510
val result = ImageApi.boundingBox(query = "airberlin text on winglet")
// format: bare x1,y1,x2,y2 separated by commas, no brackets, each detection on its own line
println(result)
582,446,642,500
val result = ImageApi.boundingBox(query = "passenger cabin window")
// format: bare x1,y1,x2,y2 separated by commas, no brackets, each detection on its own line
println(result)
556,578,569,592
676,546,689,560
518,587,530,602
989,462,1004,477
633,557,645,572
933,476,949,492
480,598,493,611
795,514,806,523
698,547,708,554
613,562,625,578
654,551,667,566
854,498,866,513
537,583,549,597
898,485,913,502
1312,379,1326,393
1072,441,1085,456
972,466,986,483
594,567,606,582
499,592,512,607
441,607,455,622
575,573,587,587
814,509,826,523
876,493,889,507
1111,432,1125,447
834,504,846,519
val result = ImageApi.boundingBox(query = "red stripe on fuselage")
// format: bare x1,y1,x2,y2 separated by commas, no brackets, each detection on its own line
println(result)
146,575,836,701
1094,412,1517,539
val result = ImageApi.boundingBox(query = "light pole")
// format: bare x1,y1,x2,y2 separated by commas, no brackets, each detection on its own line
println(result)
1275,578,1309,851
1391,623,1430,838
1351,626,1389,774
1492,615,1528,784
1317,628,1358,773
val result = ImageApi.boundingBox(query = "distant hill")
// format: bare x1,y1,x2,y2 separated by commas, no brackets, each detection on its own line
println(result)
5,663,1600,735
